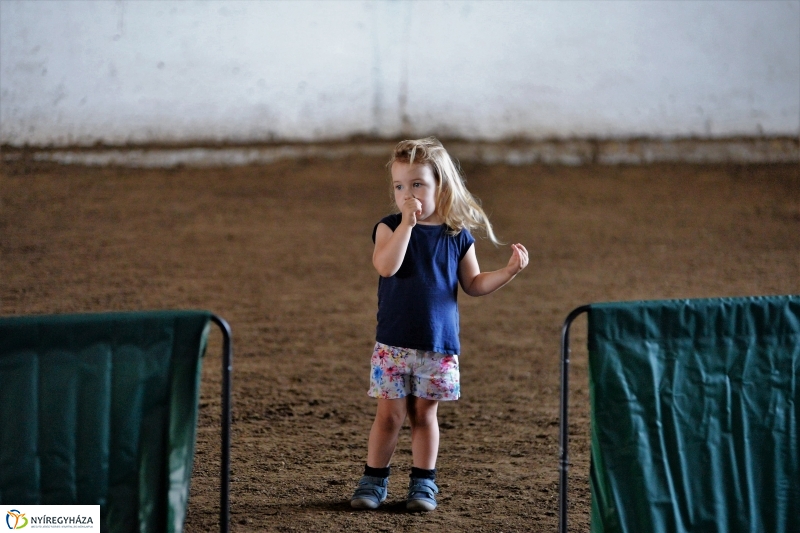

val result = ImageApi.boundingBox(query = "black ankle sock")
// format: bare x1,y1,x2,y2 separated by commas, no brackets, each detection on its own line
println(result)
410,467,436,480
364,465,390,478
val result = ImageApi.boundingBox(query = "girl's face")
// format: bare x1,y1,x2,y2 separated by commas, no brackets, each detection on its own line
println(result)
391,161,441,225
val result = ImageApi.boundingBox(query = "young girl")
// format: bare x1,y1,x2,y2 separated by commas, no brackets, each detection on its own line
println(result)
350,137,529,512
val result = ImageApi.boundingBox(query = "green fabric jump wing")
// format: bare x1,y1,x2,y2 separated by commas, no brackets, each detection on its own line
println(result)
0,311,212,533
588,295,800,533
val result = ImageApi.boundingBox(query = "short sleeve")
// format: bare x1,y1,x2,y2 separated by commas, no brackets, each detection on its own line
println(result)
372,214,402,243
458,228,475,261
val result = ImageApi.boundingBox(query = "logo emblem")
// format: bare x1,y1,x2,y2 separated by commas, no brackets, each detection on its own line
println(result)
6,510,28,529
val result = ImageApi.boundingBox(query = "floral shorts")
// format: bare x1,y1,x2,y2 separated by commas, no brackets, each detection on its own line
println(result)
368,342,460,401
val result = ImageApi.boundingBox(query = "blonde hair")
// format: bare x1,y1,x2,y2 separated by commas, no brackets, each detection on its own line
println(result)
387,137,501,245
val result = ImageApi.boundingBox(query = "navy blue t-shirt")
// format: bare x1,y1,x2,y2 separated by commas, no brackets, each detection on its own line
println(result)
372,213,475,355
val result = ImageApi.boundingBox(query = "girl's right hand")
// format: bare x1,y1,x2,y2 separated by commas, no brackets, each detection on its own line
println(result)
401,196,422,227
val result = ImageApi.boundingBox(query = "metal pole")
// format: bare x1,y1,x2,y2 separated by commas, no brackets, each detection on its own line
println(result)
559,305,589,533
211,314,233,533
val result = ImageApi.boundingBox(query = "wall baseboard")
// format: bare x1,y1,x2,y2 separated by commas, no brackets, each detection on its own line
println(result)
3,137,798,168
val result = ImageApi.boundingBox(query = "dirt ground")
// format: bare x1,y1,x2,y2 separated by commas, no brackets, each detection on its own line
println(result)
1,150,798,532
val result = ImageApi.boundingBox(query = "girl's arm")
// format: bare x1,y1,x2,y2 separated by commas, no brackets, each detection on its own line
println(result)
373,222,413,277
458,243,529,297
373,196,422,277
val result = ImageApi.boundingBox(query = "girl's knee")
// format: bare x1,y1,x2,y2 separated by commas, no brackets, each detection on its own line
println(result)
408,397,439,427
374,399,407,430
376,411,404,430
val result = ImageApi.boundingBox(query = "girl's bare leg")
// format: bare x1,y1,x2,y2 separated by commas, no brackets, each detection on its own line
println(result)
366,398,407,467
407,396,440,469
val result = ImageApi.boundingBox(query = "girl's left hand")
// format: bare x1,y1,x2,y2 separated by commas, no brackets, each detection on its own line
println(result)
507,243,529,274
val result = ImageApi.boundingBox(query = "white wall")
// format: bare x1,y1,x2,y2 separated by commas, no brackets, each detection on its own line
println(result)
1,0,798,147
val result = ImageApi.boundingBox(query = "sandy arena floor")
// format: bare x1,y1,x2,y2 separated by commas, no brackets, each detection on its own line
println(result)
1,152,798,532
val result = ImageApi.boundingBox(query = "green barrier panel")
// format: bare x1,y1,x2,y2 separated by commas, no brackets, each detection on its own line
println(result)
0,311,213,533
587,296,800,533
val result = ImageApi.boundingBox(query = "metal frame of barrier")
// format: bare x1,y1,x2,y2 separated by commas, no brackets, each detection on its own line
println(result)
558,305,589,533
210,314,233,533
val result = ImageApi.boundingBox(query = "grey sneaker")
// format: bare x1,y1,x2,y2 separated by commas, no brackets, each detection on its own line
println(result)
406,477,438,512
350,475,389,510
